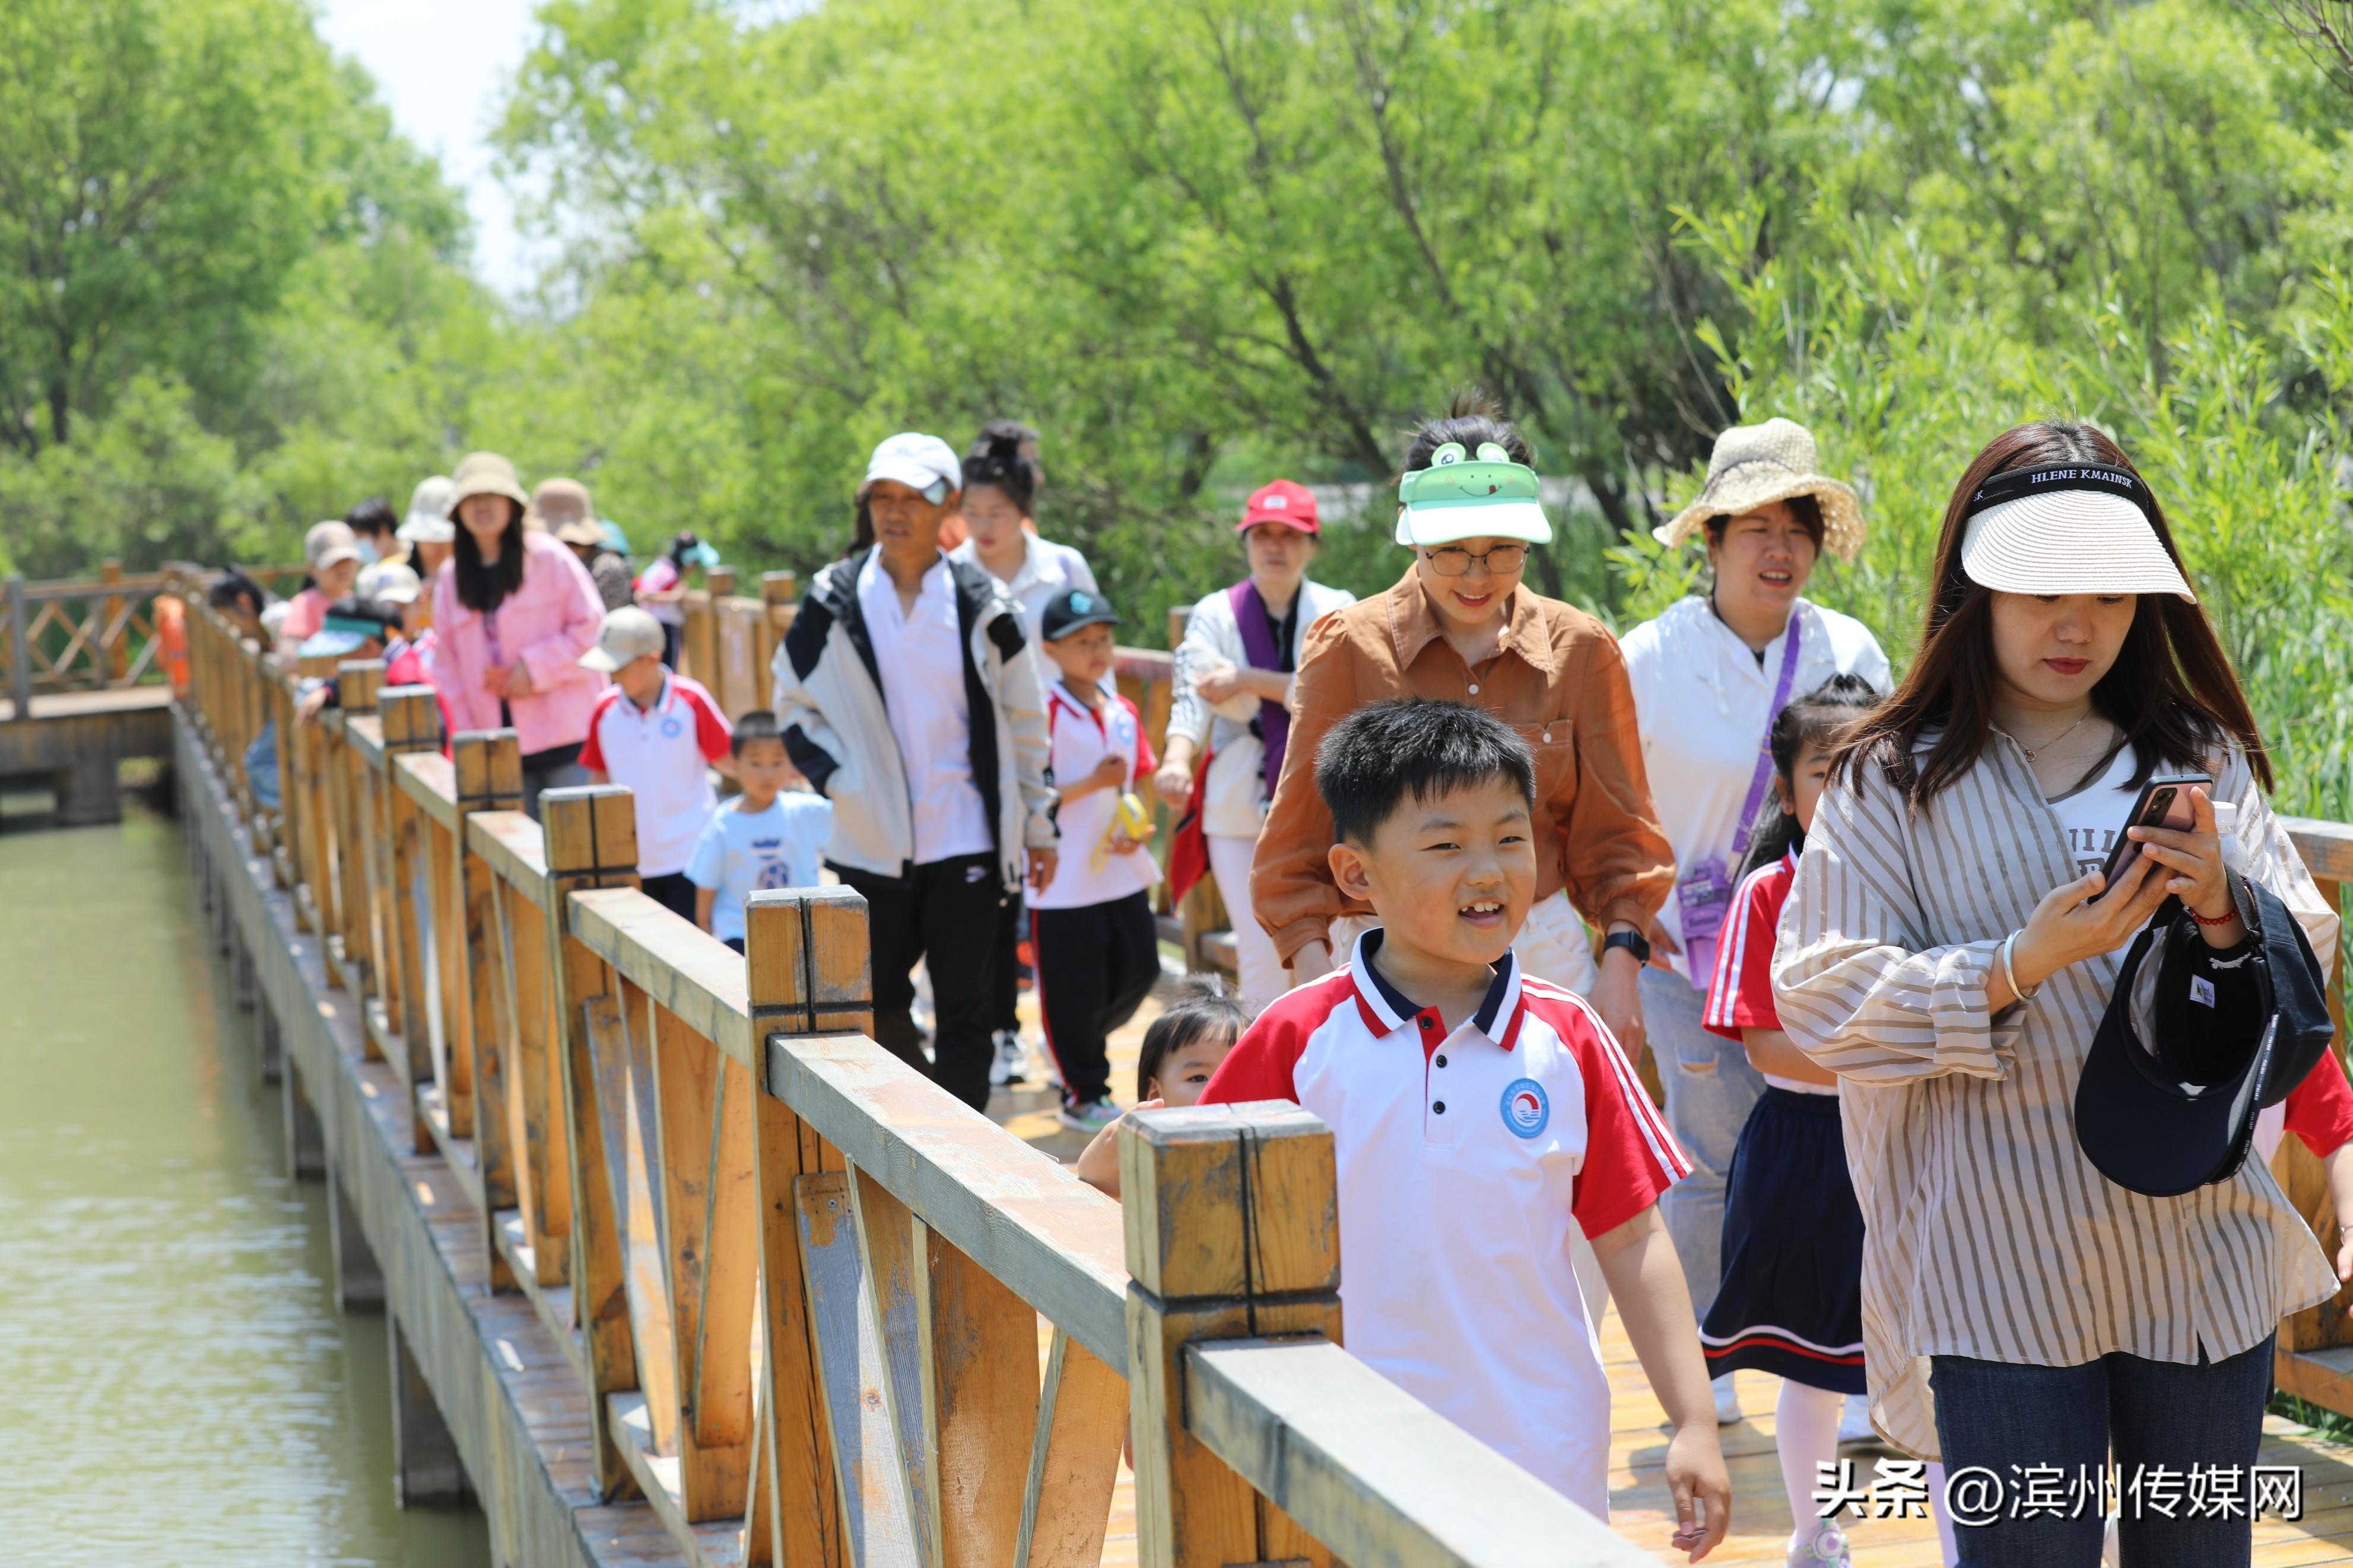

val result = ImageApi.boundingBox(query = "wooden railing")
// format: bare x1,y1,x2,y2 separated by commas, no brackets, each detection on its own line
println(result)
3,562,171,708
168,564,1652,1568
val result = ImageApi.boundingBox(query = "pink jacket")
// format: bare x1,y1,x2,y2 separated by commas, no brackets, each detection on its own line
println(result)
427,531,609,755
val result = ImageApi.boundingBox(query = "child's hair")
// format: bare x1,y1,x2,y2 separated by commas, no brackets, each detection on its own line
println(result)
1739,673,1881,879
345,496,399,539
667,530,701,566
1136,984,1247,1102
1316,698,1535,847
207,569,266,617
731,708,783,757
963,426,1040,514
1398,387,1534,481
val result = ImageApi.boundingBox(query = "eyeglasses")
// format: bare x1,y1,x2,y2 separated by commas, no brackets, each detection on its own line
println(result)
1421,543,1529,577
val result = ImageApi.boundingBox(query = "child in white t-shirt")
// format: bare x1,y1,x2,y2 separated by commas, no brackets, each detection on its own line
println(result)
687,710,835,953
1031,589,1163,1131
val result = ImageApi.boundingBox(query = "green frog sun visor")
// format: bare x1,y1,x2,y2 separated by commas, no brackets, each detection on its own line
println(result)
1394,442,1555,548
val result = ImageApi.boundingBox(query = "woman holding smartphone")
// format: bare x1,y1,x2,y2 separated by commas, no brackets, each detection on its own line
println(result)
1776,421,2338,1567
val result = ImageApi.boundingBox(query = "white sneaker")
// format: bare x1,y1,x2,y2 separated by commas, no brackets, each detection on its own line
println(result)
1713,1376,1741,1426
989,1029,1028,1087
1837,1391,1875,1445
1056,1098,1120,1132
1787,1519,1852,1566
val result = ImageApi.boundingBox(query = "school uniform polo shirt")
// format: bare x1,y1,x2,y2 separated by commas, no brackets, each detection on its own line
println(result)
1199,927,1689,1516
1033,679,1160,911
578,673,731,877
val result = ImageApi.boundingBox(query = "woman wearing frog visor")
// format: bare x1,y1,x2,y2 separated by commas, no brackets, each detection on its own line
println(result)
1253,395,1673,1060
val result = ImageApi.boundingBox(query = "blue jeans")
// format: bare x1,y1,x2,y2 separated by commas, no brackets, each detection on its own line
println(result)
1641,965,1764,1319
1931,1334,2273,1567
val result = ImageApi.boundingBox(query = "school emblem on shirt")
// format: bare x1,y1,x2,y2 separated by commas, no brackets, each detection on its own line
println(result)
1500,1078,1549,1139
661,715,683,739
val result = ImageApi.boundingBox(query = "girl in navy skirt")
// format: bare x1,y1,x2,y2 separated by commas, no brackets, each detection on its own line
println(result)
1702,676,1955,1567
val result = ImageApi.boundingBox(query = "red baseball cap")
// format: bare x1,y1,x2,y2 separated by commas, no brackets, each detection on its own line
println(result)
1238,479,1319,535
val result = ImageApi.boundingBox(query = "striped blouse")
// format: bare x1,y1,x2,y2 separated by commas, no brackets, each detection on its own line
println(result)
1772,734,2339,1459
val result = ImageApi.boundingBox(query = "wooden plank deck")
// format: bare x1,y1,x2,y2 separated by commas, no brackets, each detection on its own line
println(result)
987,982,2353,1566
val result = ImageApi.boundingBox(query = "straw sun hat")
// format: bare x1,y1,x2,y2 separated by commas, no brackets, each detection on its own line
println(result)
1653,418,1865,562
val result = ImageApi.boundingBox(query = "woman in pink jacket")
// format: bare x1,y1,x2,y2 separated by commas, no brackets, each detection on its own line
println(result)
428,451,608,817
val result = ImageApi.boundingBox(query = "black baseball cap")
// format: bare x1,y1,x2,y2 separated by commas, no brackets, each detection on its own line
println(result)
1040,589,1119,642
2075,877,2333,1198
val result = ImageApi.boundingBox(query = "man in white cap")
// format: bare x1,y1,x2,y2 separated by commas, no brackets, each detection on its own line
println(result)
769,432,1059,1111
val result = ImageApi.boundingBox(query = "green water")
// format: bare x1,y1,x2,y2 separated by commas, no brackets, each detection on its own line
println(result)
0,804,494,1567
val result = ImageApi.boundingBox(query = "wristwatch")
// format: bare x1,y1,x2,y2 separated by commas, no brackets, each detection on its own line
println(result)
1602,928,1652,965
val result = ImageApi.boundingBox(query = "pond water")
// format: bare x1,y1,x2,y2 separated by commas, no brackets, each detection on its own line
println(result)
0,802,494,1567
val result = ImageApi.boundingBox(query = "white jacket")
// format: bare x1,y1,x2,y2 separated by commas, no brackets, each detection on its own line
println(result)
770,549,1057,893
947,533,1098,645
1168,578,1356,838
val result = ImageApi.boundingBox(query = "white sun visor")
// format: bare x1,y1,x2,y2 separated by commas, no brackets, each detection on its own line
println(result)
1958,465,2194,603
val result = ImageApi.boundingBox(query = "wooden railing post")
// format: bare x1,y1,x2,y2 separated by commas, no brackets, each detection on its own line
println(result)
331,659,384,995
541,783,645,1501
454,729,525,1286
4,574,30,719
755,571,797,713
1122,1103,1343,1568
741,886,859,1568
382,685,444,1149
100,558,126,685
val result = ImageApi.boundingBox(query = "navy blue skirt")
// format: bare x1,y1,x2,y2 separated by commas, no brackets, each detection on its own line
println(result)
1700,1086,1867,1394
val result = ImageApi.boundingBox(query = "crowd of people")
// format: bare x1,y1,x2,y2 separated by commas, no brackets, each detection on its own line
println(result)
199,398,2353,1568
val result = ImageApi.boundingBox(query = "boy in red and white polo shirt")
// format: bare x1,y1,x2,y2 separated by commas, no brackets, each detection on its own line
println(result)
1201,699,1727,1556
579,606,732,921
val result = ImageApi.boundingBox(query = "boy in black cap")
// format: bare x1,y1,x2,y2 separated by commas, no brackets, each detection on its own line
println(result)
1031,589,1163,1130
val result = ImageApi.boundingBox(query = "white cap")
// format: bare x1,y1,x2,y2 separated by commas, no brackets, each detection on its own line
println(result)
861,432,961,503
357,559,423,605
579,605,666,672
1959,465,2193,602
399,476,458,543
304,520,363,573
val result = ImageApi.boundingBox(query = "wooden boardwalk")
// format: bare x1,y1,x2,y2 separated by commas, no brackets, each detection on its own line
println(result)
989,987,2353,1566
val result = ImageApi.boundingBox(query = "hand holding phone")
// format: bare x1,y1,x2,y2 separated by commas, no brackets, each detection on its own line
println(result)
2090,773,2210,902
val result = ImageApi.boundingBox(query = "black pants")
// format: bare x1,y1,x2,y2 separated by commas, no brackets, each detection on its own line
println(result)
641,871,697,923
990,894,1023,1036
834,853,1004,1112
1034,892,1160,1108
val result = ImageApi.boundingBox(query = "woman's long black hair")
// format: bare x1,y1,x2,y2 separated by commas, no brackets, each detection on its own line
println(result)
452,497,527,613
1833,420,2266,804
1740,673,1882,880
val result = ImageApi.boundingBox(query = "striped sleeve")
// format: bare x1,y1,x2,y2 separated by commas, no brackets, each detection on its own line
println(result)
1769,762,2019,1084
1703,861,1787,1040
1527,985,1689,1238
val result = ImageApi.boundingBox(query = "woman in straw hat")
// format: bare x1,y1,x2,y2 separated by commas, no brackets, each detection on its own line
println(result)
1618,416,1890,1426
429,451,609,817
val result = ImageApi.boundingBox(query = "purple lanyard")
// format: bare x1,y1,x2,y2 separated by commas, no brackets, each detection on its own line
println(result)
1729,613,1804,858
1228,579,1291,794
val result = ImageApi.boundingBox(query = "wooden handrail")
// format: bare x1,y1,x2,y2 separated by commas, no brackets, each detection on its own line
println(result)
163,564,1691,1568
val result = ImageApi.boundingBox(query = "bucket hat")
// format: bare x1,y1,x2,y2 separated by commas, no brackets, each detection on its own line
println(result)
1958,462,2194,602
357,560,423,606
1393,441,1554,547
399,476,458,544
2075,876,2333,1198
447,451,531,518
1655,418,1864,561
532,476,596,536
304,520,364,573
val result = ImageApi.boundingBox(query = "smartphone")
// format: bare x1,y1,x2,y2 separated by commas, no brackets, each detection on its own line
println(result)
2090,772,2211,899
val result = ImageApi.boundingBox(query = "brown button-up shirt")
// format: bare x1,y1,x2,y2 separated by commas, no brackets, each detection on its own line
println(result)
1249,567,1674,962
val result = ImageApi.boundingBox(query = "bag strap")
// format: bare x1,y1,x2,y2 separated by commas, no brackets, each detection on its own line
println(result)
1729,612,1806,858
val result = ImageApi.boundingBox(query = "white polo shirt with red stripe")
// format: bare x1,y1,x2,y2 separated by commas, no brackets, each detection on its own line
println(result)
1034,679,1160,910
1199,927,1689,1516
577,672,732,877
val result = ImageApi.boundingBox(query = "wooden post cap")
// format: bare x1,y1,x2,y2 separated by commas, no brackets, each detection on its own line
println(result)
540,784,640,885
379,685,443,752
706,565,738,597
760,570,797,605
1120,1103,1339,1303
451,729,523,812
335,658,386,714
297,651,341,680
744,886,873,1037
